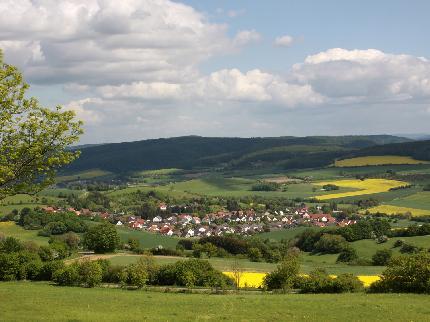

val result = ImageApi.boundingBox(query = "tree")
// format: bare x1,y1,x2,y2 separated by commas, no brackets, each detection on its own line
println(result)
79,259,103,288
263,254,300,291
314,234,348,254
0,50,82,200
372,249,392,266
230,259,244,290
336,247,359,263
83,223,120,253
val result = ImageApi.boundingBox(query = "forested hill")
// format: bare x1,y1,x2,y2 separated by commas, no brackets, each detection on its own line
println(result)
346,139,430,161
64,135,411,173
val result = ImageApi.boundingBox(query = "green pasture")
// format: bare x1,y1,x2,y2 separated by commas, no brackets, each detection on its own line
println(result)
0,222,48,245
1,282,429,321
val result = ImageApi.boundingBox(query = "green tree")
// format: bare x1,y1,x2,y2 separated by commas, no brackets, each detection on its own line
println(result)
79,259,103,288
263,254,300,291
0,50,82,199
336,247,359,263
372,249,392,266
83,223,120,254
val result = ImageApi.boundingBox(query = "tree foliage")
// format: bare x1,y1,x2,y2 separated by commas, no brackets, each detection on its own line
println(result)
0,50,82,199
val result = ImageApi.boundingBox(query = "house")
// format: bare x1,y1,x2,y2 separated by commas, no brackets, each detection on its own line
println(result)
153,216,163,223
116,221,123,226
42,206,56,213
159,203,167,211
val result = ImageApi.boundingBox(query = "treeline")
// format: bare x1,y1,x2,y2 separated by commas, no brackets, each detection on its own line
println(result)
177,235,291,263
64,135,409,173
3,208,89,236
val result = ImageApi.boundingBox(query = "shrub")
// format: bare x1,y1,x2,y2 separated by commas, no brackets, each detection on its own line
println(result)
153,259,232,288
336,247,359,263
332,274,363,293
53,264,80,286
263,254,300,291
369,252,430,293
393,239,404,248
38,260,65,281
248,247,263,262
83,222,120,253
314,234,348,254
372,249,392,266
299,269,335,293
400,243,421,254
79,259,103,288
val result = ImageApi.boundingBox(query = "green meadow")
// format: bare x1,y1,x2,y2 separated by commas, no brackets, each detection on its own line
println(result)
1,282,429,322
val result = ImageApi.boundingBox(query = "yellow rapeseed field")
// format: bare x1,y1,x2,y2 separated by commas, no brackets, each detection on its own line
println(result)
314,178,408,200
363,205,430,217
223,272,380,288
334,155,429,167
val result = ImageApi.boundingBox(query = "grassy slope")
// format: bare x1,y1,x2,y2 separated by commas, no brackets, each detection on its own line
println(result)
387,191,430,210
1,282,429,322
0,222,48,245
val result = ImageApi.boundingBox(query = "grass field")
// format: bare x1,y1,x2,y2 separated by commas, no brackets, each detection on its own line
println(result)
117,227,179,249
314,178,408,200
387,191,430,210
364,205,430,217
335,155,429,167
1,282,429,321
56,169,112,183
0,222,48,245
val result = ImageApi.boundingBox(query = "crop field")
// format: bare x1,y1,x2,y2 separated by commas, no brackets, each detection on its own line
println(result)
0,222,48,245
2,282,430,321
386,191,430,210
364,204,430,217
314,178,408,200
334,155,429,167
56,169,112,183
155,176,356,199
222,272,379,288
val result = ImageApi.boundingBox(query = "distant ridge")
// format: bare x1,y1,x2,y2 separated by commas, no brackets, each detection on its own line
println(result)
64,135,413,174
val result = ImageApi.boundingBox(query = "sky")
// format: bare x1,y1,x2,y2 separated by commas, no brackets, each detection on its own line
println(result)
1,0,430,144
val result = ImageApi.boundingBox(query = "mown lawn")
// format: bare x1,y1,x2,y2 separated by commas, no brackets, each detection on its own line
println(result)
1,282,429,321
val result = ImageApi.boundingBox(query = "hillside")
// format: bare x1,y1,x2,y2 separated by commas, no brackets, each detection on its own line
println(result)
64,135,410,174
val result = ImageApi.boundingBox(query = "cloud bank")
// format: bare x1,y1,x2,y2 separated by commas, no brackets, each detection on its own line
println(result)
1,0,429,142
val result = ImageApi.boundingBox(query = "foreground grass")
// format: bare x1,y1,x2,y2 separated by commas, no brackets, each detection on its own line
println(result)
1,282,429,321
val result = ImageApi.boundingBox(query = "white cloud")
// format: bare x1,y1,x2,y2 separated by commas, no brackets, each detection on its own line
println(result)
292,48,430,103
274,35,294,47
233,30,262,46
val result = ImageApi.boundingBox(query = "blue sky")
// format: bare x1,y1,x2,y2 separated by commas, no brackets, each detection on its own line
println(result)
1,0,430,143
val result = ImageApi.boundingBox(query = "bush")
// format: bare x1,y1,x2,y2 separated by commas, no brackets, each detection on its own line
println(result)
153,259,233,288
336,247,359,263
322,184,339,191
263,255,300,291
369,252,430,293
393,239,404,248
400,243,421,254
372,249,392,266
38,260,65,281
53,264,80,286
314,234,348,254
248,247,263,262
299,269,363,293
79,260,103,288
83,222,120,253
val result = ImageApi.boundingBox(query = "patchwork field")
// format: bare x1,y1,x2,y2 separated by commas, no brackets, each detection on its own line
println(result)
334,155,429,167
314,178,408,200
2,282,430,321
364,205,430,217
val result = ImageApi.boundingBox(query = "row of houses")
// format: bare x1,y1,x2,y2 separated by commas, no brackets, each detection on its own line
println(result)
42,204,357,238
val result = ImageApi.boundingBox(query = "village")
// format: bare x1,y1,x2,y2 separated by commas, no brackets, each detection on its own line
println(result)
41,203,358,239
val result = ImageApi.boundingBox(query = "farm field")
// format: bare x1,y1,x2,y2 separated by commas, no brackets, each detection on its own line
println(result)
335,155,429,167
56,169,112,183
364,205,430,217
1,282,430,322
314,178,408,200
152,176,357,198
116,227,179,249
0,222,48,245
386,191,430,210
